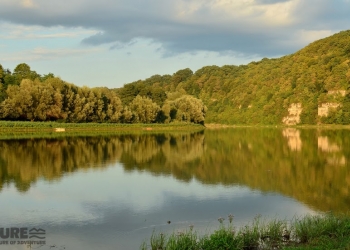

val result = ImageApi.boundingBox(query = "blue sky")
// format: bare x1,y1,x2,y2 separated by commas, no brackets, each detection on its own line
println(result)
0,0,349,88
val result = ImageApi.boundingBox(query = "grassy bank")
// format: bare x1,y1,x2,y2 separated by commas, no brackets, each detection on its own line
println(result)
0,121,204,132
141,214,350,250
204,123,350,130
3,121,349,132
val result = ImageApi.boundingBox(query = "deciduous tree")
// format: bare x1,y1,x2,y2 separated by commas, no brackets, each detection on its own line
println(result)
130,95,160,123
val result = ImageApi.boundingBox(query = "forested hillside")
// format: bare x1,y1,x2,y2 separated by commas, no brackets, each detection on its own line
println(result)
1,30,350,125
116,30,350,125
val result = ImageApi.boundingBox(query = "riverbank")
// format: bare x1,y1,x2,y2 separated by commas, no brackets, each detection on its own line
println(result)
141,214,350,250
0,121,205,132
0,121,205,139
2,121,350,132
204,123,350,130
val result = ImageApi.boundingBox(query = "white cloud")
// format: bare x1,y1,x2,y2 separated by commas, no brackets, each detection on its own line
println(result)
255,0,298,26
0,22,98,40
174,0,297,27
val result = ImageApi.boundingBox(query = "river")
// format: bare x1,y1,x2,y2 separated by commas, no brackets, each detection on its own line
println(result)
0,128,349,249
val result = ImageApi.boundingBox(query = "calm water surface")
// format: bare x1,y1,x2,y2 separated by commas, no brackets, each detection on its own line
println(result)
0,128,349,249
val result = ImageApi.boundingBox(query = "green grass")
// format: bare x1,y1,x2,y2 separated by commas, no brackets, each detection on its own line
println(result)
0,121,205,138
0,120,204,129
140,214,350,250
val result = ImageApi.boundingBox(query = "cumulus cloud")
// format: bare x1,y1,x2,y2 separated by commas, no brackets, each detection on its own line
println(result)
0,0,349,57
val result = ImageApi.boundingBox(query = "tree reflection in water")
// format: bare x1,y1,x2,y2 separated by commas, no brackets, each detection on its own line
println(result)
0,128,349,213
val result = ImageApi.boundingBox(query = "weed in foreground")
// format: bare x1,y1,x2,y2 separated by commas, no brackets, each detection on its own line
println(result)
166,230,199,250
141,214,350,250
150,232,166,250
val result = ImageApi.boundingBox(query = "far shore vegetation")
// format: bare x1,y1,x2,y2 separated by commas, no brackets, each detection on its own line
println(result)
1,30,350,126
141,213,350,250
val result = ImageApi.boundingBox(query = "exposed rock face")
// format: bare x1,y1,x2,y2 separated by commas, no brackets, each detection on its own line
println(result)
318,103,340,117
327,90,346,96
282,103,302,125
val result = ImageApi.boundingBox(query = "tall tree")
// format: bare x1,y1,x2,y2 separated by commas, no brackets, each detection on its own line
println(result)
0,81,33,120
169,95,207,124
130,95,160,123
3,69,16,88
13,63,40,85
0,79,63,121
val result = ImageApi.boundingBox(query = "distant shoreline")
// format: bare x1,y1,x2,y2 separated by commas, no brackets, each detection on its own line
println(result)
0,120,205,133
204,123,350,129
1,120,350,133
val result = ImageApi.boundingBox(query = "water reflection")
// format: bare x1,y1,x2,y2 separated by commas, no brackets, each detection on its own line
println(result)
1,129,350,213
200,128,350,212
0,167,313,250
282,128,302,151
1,128,350,249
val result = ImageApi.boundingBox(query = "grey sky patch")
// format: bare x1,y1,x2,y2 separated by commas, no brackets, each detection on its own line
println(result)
109,42,124,50
0,0,349,58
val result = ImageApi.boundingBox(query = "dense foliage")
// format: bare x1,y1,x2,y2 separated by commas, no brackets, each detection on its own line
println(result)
0,64,206,124
115,30,350,125
1,30,350,124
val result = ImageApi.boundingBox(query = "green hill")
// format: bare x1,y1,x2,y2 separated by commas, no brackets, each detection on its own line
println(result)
116,30,350,125
1,30,350,125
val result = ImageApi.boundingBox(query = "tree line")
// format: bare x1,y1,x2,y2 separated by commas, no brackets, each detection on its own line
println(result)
0,63,207,124
116,30,350,125
1,30,350,125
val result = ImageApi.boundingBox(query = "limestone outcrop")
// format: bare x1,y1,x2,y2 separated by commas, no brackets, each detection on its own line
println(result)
318,103,340,117
282,103,302,125
327,90,346,96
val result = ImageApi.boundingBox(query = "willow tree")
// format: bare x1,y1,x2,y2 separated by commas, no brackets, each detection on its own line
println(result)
104,91,123,122
72,87,94,122
129,95,160,123
58,82,79,122
0,80,34,120
166,95,207,124
32,80,63,120
0,79,63,121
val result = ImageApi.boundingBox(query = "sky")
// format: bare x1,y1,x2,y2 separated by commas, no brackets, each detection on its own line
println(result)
0,0,349,89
